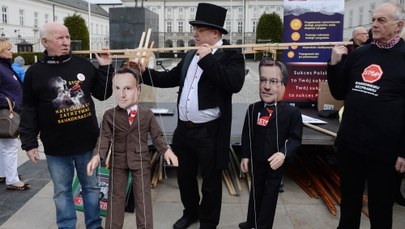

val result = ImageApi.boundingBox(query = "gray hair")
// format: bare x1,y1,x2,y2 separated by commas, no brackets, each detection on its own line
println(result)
14,56,25,66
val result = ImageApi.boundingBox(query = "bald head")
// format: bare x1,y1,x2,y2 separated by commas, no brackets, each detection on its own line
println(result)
352,27,368,46
40,22,71,56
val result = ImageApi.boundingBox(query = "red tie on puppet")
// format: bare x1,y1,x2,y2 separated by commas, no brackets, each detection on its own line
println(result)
128,109,137,125
257,104,274,127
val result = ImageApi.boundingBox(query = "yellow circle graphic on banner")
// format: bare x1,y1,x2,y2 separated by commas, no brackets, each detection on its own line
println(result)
290,19,302,31
287,51,295,58
291,32,300,41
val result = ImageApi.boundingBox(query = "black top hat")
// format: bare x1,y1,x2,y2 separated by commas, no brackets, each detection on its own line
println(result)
189,3,228,34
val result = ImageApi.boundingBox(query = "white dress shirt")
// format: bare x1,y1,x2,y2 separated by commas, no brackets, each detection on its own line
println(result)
178,40,223,123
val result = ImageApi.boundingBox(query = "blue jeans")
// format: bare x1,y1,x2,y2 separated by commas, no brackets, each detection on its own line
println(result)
46,151,102,229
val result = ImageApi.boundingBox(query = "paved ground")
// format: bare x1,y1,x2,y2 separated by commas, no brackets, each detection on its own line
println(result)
1,59,404,228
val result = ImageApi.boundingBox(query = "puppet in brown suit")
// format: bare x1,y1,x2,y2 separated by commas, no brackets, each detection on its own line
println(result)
87,67,178,229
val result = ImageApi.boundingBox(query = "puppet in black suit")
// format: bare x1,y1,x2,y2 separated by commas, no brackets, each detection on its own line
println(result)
239,58,303,229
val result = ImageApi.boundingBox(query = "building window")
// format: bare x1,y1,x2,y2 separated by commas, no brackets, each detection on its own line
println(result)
238,21,243,33
178,21,183,32
19,9,24,26
369,3,376,21
167,21,172,33
349,9,353,27
225,21,231,33
34,12,38,27
1,6,7,24
45,14,49,24
179,7,183,13
359,7,364,25
190,7,195,13
253,21,257,33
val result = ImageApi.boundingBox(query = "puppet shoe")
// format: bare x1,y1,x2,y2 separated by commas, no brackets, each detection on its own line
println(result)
6,182,31,191
238,222,252,229
173,215,198,229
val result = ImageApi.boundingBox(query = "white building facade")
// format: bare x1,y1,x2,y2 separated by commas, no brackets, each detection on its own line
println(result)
121,0,284,49
344,0,405,40
1,0,405,53
0,0,110,52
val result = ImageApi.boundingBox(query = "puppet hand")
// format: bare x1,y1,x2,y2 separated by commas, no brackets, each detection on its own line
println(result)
268,152,285,170
240,158,250,173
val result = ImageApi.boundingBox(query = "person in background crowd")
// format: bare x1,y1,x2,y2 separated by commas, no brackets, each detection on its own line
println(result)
129,3,245,228
0,39,30,191
238,58,302,229
328,2,405,228
19,22,114,229
12,55,26,82
347,26,369,53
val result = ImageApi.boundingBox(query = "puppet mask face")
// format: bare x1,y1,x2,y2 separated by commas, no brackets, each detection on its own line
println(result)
259,65,285,104
113,72,141,109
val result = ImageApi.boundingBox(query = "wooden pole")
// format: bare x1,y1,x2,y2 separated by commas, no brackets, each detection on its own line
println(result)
72,41,352,55
303,122,337,137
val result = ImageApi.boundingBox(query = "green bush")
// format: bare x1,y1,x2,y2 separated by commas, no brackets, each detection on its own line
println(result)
256,12,283,61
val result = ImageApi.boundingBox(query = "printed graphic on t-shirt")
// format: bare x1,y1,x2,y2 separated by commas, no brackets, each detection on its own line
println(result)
49,76,92,124
50,76,86,108
352,64,382,97
362,64,383,83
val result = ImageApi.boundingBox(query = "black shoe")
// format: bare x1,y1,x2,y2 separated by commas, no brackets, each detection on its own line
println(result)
239,222,252,229
173,215,198,229
395,192,405,207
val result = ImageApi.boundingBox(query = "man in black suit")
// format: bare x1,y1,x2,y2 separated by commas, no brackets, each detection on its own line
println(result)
130,3,245,228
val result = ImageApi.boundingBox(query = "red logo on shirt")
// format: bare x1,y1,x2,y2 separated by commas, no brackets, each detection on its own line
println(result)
362,64,383,83
257,109,274,127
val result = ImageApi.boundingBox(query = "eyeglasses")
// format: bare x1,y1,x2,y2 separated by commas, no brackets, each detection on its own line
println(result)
260,78,282,85
192,26,212,33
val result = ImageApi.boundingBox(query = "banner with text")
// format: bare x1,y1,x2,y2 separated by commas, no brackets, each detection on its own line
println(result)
282,0,344,105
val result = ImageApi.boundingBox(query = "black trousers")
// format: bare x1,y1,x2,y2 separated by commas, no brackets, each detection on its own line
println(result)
172,120,222,229
337,146,396,229
246,160,283,229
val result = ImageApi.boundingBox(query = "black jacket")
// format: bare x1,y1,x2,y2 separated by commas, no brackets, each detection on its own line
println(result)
327,40,405,164
142,39,245,169
241,101,303,162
